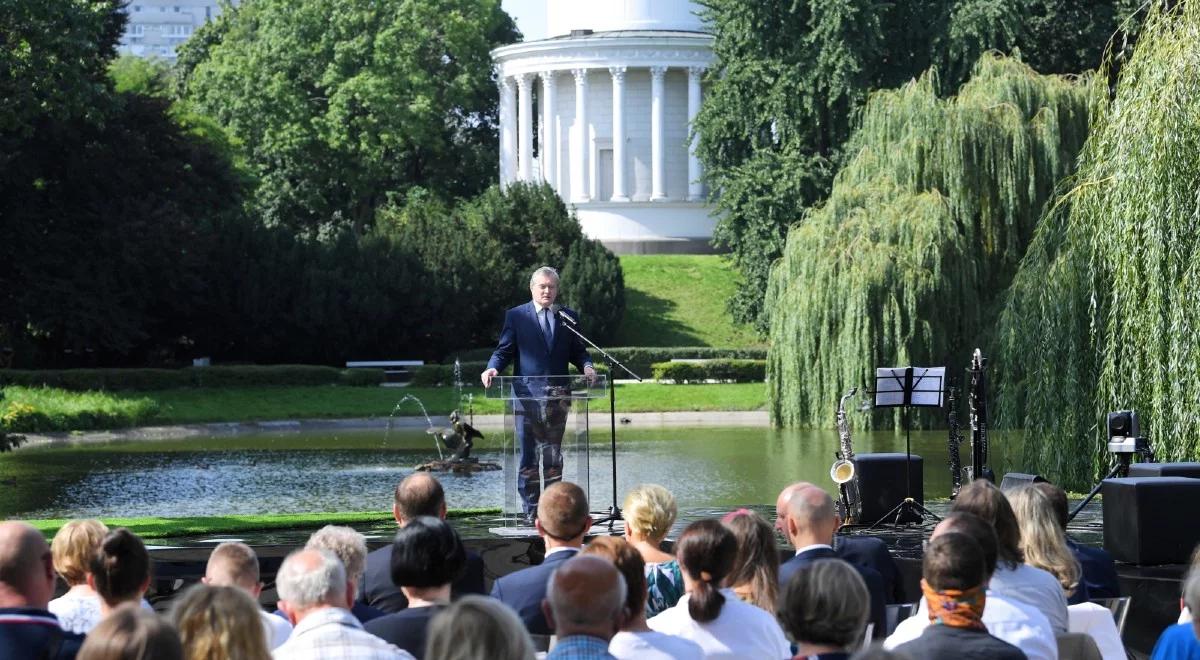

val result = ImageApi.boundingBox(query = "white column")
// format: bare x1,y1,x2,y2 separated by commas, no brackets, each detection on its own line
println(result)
517,74,533,182
540,71,557,190
650,65,667,201
609,66,629,202
687,66,705,201
499,75,516,188
571,68,590,202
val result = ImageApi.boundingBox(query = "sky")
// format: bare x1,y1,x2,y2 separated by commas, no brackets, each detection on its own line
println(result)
502,0,546,41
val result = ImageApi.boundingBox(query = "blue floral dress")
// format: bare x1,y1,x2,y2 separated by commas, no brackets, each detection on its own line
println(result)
644,559,685,617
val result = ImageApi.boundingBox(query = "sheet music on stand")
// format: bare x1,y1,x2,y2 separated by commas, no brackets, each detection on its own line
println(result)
874,366,946,408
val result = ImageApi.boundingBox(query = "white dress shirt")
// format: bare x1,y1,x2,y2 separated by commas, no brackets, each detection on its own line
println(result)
610,630,704,660
271,607,413,660
1068,602,1126,660
884,592,1058,660
989,562,1070,633
647,588,790,659
262,610,293,650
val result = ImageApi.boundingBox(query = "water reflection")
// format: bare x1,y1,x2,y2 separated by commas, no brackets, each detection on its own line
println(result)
0,426,1022,520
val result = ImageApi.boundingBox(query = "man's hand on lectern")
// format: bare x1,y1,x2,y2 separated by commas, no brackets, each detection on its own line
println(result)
481,368,498,388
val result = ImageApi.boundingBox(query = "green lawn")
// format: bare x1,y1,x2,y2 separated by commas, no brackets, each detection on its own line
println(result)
5,382,766,431
613,254,762,348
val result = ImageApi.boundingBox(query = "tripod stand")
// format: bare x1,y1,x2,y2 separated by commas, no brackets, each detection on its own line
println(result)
867,366,944,528
557,317,642,530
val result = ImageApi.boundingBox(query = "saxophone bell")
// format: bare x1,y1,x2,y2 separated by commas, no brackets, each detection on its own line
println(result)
830,459,855,484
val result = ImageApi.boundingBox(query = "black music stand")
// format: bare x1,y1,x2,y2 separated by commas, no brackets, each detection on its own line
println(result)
867,366,944,527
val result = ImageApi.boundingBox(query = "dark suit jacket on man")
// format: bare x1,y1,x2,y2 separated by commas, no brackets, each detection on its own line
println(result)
779,546,887,640
0,608,84,660
490,548,578,635
1068,539,1121,600
836,535,903,603
487,302,591,377
358,544,486,614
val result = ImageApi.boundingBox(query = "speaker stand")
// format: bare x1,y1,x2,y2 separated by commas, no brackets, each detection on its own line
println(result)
867,407,940,529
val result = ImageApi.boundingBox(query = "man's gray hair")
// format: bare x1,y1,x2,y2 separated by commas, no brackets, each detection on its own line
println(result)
276,549,346,609
529,266,559,285
305,525,367,583
789,485,836,529
426,595,537,660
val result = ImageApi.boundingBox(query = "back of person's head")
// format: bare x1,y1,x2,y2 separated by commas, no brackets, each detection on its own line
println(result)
1033,482,1070,531
395,473,446,522
778,559,869,650
170,584,270,660
544,555,626,638
1007,485,1081,595
1186,569,1200,639
203,542,259,591
934,512,999,579
582,536,647,620
623,484,677,542
721,509,779,612
0,522,55,608
276,548,346,611
676,519,737,623
305,525,368,585
390,516,467,588
77,603,183,660
924,533,986,591
426,595,537,660
786,486,838,542
90,528,151,607
952,479,1023,567
52,519,109,587
537,481,590,542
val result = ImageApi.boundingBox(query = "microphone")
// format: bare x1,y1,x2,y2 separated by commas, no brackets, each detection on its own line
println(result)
555,306,579,326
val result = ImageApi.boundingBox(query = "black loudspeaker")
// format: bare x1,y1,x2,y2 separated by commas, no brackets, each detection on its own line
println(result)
1102,477,1200,565
854,453,924,524
999,472,1048,492
1127,462,1200,478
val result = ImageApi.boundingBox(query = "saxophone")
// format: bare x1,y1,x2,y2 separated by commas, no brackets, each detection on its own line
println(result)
830,388,863,525
967,349,996,483
946,384,965,499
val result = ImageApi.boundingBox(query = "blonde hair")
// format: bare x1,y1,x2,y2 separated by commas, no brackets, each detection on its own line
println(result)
622,484,677,542
51,519,109,586
205,542,259,589
427,595,537,660
171,584,270,660
1007,485,1081,597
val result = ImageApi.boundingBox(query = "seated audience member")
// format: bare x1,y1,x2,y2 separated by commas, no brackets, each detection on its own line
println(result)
491,481,591,635
894,533,1025,660
360,474,485,613
647,519,791,658
202,541,291,649
884,512,1057,660
542,555,626,659
366,517,466,659
426,595,537,660
171,584,270,660
1008,485,1087,604
49,519,110,634
953,480,1069,632
720,509,778,612
582,536,703,660
89,529,151,620
1152,570,1200,660
0,521,86,659
1034,483,1121,600
778,559,870,660
77,603,182,660
273,548,413,659
1181,547,1200,625
623,484,684,617
305,525,384,624
779,486,887,639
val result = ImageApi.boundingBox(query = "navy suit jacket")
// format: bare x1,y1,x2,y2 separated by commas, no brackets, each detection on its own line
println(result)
487,302,591,377
358,544,486,613
779,547,887,640
836,535,902,603
1068,539,1121,599
490,548,578,635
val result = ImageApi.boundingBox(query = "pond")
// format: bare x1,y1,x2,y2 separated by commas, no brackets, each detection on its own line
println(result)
0,423,1024,521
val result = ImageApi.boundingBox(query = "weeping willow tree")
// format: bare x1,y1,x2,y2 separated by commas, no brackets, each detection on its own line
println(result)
767,54,1091,429
996,2,1200,490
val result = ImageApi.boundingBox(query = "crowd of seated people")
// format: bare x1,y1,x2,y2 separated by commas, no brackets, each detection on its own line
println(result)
11,472,1200,659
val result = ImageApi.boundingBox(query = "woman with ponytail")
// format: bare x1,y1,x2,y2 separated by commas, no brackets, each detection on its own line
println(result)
647,519,790,658
88,528,153,620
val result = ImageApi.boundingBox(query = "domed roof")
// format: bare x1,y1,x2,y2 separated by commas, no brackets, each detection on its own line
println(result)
545,0,705,38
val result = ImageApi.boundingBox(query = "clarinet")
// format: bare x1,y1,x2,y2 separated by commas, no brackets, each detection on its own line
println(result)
967,349,995,483
831,388,863,525
946,384,965,499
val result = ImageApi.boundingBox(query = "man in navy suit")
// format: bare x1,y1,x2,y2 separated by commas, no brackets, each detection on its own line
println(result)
490,481,592,635
778,485,888,640
482,266,595,514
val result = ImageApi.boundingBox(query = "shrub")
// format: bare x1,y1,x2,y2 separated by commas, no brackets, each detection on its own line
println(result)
651,359,766,383
0,387,159,432
0,365,385,391
560,237,625,345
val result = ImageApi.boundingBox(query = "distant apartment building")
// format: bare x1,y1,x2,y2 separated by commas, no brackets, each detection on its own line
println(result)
118,0,239,60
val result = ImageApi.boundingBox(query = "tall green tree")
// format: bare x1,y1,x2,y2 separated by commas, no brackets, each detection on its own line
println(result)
182,0,519,232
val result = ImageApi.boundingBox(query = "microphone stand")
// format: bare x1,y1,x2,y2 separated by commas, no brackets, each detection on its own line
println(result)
557,311,642,529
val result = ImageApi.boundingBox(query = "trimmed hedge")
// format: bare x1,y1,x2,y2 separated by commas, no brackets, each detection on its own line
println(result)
450,347,767,379
411,362,610,387
0,366,386,391
651,359,766,383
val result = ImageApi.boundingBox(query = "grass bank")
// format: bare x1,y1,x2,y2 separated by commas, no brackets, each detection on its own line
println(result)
614,255,762,348
1,386,159,432
26,508,500,540
3,382,766,431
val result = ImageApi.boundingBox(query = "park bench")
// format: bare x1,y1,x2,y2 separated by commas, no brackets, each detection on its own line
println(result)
345,359,424,385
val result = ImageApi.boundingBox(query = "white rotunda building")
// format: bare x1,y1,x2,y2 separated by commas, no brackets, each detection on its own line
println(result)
492,1,715,253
